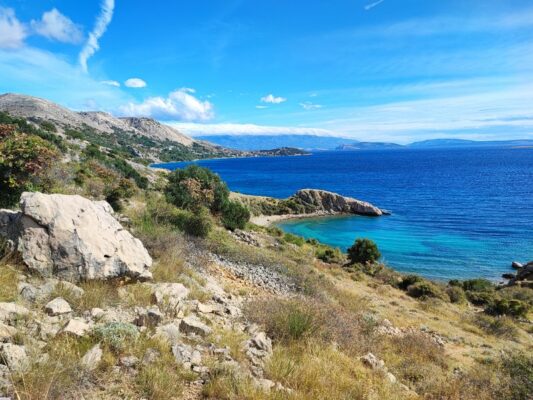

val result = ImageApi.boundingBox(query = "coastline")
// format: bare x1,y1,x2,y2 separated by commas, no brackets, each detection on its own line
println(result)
251,211,350,227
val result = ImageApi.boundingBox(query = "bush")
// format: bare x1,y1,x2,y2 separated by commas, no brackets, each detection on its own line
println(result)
465,290,495,306
93,322,139,353
446,285,467,304
165,165,229,212
500,352,533,400
183,207,212,238
221,200,250,231
104,178,136,211
347,238,381,264
485,298,529,318
407,281,444,299
0,132,58,207
462,279,494,292
283,233,306,247
398,274,424,291
316,247,343,264
472,314,518,339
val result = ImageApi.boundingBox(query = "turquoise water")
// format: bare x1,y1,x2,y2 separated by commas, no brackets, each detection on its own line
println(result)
154,148,533,281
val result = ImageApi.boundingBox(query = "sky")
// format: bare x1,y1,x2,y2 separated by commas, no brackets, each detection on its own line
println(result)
1,0,533,143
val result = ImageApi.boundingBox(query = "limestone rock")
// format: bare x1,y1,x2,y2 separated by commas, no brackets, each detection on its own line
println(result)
360,353,385,370
508,261,533,286
0,343,29,372
81,344,102,371
179,316,212,337
0,324,17,342
151,283,189,308
119,356,139,368
292,189,384,216
60,318,90,337
0,192,152,282
172,343,202,369
0,303,29,324
45,298,72,316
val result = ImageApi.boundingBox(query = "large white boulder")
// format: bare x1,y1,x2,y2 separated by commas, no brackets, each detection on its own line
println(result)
0,192,152,282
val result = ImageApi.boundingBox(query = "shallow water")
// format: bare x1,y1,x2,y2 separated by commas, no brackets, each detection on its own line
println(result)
154,148,533,281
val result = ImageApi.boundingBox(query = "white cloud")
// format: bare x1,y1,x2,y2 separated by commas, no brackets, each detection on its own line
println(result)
0,8,27,49
79,0,115,72
31,8,83,44
119,88,214,121
255,105,268,109
125,78,147,88
101,80,120,87
261,94,287,104
300,102,323,110
364,0,385,11
167,122,337,137
0,46,132,111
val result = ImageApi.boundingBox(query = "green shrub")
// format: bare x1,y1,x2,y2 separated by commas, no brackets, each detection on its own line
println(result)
316,247,343,264
93,322,139,353
472,314,518,339
347,238,381,264
407,281,444,299
221,200,250,230
465,290,495,306
398,274,424,291
165,165,229,212
104,178,136,211
183,207,212,238
0,131,58,207
500,352,533,400
446,285,467,304
485,298,529,318
462,279,494,292
283,233,306,247
40,121,57,132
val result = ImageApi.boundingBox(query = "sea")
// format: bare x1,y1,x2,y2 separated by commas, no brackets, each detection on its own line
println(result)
153,148,533,281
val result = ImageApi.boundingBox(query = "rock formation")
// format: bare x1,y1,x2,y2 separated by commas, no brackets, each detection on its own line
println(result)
292,189,384,216
0,192,152,282
507,261,533,288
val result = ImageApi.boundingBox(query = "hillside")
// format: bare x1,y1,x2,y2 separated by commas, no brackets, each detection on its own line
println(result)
0,94,531,400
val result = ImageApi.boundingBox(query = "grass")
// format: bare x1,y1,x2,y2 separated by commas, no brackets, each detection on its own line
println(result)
49,280,121,312
0,263,20,302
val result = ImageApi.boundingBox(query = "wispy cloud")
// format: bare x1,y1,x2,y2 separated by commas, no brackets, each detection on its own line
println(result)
101,80,120,87
255,105,268,109
79,0,115,72
300,101,323,110
119,88,214,121
167,122,336,137
364,0,385,11
31,8,83,44
0,7,27,49
261,94,287,104
124,78,147,88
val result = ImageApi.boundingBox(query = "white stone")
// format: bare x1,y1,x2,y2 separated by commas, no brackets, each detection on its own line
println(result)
60,318,90,337
0,323,17,342
0,302,29,324
179,316,212,337
0,192,152,282
45,298,72,316
0,343,29,372
81,344,102,371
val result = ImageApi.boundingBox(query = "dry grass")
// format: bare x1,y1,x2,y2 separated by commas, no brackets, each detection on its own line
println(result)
50,280,121,312
0,263,20,302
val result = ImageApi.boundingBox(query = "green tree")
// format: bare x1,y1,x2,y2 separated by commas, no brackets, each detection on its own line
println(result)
165,165,229,212
0,131,58,207
347,238,381,264
221,200,250,230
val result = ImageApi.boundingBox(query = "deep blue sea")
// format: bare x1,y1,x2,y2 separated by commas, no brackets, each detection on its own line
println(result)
153,148,533,281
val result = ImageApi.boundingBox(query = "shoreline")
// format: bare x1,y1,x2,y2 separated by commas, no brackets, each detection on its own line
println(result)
251,211,353,227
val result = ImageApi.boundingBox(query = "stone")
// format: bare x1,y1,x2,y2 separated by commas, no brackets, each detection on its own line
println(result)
386,372,397,384
154,323,181,344
255,378,275,391
249,332,272,354
360,353,385,370
59,318,90,337
179,316,212,337
18,282,37,302
0,324,17,342
0,192,152,282
142,348,160,364
292,189,384,216
119,356,139,368
511,261,523,269
81,344,102,371
0,303,29,324
90,308,105,320
45,298,72,316
151,283,189,308
134,307,163,327
196,303,215,314
0,343,29,372
172,344,202,369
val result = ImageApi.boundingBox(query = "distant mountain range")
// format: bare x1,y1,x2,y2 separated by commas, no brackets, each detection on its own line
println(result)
197,134,533,151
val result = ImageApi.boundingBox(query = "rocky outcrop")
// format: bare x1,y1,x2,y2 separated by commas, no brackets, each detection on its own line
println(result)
506,261,533,288
292,189,384,216
0,192,152,282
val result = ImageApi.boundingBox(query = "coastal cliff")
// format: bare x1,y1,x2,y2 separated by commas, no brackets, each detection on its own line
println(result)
293,189,384,216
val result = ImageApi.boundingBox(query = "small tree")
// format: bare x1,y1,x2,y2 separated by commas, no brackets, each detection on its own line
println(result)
221,200,250,230
183,207,213,238
347,238,381,264
165,165,229,212
0,132,58,207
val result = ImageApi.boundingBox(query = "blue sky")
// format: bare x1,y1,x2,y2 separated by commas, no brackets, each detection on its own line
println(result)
1,0,533,143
